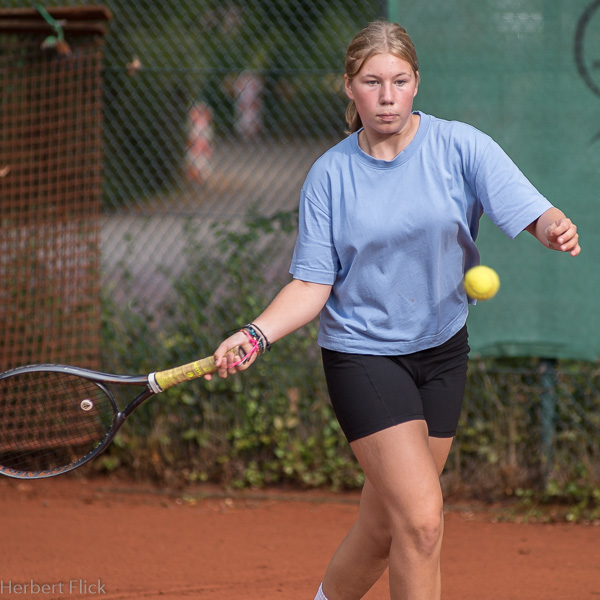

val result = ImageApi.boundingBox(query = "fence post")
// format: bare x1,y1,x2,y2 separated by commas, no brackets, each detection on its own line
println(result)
539,358,558,487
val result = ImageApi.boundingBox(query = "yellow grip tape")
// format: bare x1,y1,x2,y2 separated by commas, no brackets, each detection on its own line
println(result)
154,356,216,391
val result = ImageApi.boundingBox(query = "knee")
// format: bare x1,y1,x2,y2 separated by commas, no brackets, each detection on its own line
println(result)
397,506,444,557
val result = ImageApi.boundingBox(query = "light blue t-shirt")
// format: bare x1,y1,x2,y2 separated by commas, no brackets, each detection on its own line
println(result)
290,112,552,354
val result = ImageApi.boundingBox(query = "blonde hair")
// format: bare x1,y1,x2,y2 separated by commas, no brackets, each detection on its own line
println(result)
345,21,419,134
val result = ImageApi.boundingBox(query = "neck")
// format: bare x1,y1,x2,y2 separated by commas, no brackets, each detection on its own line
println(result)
359,113,420,160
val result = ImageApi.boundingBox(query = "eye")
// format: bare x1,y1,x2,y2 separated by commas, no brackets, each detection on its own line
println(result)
395,79,408,86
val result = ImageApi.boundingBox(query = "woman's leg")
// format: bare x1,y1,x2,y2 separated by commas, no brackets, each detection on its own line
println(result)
352,421,444,600
319,478,391,600
321,421,453,600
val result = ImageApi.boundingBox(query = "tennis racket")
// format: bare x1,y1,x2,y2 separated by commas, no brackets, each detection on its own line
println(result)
0,349,243,480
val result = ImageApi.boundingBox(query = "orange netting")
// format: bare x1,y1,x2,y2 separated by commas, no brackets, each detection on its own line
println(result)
0,7,110,370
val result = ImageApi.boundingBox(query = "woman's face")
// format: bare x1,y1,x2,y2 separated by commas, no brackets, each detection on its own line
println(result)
345,52,419,138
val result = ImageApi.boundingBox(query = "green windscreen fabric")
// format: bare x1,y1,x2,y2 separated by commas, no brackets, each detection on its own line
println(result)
390,0,600,360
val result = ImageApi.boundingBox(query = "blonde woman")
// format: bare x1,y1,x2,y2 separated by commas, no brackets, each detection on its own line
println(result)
208,21,580,600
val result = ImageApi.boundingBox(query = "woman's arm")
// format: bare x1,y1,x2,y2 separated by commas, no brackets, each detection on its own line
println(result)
208,279,332,378
525,207,581,257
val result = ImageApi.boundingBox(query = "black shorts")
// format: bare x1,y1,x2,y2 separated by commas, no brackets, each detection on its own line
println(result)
321,325,470,443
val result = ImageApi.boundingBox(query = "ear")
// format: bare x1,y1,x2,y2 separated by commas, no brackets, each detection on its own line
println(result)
413,71,420,98
344,74,354,100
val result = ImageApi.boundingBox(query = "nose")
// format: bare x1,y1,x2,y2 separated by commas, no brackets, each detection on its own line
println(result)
379,81,394,104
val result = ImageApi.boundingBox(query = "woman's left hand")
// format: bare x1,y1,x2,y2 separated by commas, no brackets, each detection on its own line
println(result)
544,218,581,257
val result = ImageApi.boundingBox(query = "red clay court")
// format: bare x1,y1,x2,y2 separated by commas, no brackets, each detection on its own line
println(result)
1,476,598,600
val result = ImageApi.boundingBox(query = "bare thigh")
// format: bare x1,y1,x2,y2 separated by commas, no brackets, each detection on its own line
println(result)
428,436,454,476
350,420,444,523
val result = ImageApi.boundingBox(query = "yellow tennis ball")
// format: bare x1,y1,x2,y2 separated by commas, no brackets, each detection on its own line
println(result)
464,265,500,300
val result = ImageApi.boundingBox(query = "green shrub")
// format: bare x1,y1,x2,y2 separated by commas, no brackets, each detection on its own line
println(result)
100,210,363,489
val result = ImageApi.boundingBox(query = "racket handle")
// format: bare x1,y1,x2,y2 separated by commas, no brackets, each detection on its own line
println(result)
150,346,243,392
152,356,217,391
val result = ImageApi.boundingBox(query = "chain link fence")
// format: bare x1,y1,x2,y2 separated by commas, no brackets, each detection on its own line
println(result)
100,0,384,321
1,0,598,509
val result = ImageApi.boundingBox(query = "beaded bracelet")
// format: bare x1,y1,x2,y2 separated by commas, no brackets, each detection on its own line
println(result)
249,322,271,352
240,322,271,354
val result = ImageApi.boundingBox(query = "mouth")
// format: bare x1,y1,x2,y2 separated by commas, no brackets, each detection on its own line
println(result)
377,113,398,121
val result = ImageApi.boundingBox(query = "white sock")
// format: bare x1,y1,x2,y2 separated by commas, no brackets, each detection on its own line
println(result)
314,583,329,600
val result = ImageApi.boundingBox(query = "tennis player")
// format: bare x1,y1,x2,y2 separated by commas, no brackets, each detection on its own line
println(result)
208,21,581,600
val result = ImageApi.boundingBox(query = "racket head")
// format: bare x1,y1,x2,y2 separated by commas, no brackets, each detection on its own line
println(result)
0,365,119,479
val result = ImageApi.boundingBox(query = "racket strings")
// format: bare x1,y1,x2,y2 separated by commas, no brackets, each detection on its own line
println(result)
0,371,114,474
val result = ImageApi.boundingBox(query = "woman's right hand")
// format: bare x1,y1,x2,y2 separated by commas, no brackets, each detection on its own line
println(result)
204,330,260,380
204,279,332,381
